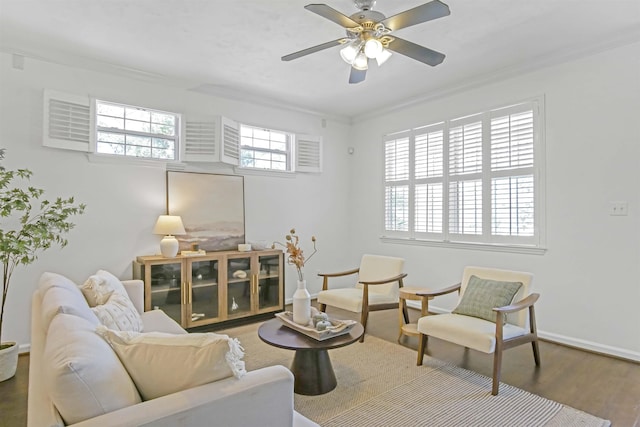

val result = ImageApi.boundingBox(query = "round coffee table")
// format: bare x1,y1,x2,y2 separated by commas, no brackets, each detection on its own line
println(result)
258,317,364,395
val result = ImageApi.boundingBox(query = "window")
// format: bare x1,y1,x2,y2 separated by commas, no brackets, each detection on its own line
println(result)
95,100,180,161
239,124,292,171
383,99,543,249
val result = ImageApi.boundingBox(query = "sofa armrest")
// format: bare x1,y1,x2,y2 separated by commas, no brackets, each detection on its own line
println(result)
69,366,316,427
122,280,144,314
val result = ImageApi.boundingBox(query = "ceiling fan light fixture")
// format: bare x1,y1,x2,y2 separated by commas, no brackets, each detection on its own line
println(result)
352,51,369,70
364,38,383,59
375,47,392,66
340,40,362,64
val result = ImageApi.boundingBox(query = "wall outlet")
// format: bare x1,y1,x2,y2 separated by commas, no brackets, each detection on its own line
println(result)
609,201,628,216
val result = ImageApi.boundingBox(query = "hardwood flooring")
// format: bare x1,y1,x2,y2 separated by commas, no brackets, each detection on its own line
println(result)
2,306,638,427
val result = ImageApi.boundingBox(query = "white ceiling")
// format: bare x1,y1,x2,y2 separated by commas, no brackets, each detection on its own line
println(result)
1,0,639,119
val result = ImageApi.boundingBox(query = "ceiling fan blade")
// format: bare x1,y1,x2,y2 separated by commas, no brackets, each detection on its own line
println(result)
305,4,361,29
387,37,445,66
349,67,367,84
381,0,450,32
282,38,347,61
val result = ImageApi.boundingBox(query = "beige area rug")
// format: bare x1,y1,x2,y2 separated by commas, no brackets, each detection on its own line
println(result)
224,322,610,427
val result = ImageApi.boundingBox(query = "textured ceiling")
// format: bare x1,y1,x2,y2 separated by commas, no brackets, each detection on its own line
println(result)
1,0,639,119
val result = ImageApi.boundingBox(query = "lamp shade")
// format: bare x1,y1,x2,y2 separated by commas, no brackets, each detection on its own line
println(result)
153,215,186,236
153,215,186,257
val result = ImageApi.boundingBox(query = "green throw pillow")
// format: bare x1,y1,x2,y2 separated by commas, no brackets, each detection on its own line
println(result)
452,275,523,323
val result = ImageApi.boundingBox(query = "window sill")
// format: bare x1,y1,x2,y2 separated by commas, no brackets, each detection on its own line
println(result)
87,153,182,169
233,167,295,178
380,236,547,255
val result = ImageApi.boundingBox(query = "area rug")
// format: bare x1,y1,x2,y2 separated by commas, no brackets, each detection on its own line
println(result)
224,322,611,427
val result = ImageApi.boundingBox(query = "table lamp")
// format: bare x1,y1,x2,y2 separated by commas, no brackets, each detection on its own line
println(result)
153,215,186,257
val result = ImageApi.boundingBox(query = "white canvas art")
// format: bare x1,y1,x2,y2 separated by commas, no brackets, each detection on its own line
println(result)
167,171,245,251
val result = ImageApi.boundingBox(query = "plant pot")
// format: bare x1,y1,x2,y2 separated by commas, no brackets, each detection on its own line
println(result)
0,341,19,382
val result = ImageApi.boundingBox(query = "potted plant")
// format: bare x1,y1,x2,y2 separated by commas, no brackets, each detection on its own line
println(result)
0,149,85,381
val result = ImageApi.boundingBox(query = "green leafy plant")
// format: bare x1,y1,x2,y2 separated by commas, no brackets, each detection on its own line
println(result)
0,149,85,349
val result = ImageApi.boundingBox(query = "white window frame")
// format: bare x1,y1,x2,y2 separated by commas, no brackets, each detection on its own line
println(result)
381,97,546,253
93,99,181,162
238,123,293,172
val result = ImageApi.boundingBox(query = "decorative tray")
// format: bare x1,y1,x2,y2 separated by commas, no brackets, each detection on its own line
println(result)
275,311,357,341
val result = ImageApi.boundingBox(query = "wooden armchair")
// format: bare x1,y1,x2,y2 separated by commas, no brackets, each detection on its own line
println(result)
416,266,540,395
317,254,408,342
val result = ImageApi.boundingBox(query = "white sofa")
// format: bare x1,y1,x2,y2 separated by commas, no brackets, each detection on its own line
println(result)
28,272,318,427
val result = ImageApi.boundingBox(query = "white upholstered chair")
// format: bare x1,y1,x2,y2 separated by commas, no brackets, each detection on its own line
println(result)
317,254,408,342
416,266,540,395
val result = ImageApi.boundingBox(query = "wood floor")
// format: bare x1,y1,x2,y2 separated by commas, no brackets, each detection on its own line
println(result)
2,306,639,427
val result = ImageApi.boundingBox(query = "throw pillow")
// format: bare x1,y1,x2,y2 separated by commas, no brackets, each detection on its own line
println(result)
79,274,115,306
92,292,144,332
452,275,523,323
43,314,142,425
96,327,246,400
96,269,128,296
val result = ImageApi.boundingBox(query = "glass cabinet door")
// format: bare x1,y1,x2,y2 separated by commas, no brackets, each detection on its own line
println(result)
256,253,282,311
148,261,183,325
186,257,221,326
226,255,253,318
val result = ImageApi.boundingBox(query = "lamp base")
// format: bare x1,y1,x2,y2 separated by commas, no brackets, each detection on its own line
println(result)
160,235,179,258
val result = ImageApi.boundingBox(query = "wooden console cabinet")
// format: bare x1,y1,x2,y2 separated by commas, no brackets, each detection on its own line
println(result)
133,249,284,328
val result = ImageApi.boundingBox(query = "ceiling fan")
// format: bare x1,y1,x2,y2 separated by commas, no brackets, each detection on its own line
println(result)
282,0,450,84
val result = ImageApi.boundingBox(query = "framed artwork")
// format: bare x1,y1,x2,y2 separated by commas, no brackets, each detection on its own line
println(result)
166,171,245,251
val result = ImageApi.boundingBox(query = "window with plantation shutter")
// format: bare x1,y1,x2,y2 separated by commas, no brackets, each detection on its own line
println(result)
382,97,544,250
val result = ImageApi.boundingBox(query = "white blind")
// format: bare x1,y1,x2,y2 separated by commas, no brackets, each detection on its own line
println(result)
385,137,410,181
491,109,534,170
415,183,443,233
492,175,534,236
184,121,216,159
43,90,91,152
415,129,443,179
385,185,409,232
489,104,535,237
382,98,542,247
296,134,322,173
449,179,482,235
449,118,482,175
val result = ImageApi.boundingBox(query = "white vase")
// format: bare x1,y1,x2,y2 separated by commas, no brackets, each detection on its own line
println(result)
292,280,311,325
0,341,18,382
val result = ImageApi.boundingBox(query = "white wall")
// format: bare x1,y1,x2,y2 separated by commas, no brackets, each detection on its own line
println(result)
0,52,352,350
348,42,640,360
2,41,639,361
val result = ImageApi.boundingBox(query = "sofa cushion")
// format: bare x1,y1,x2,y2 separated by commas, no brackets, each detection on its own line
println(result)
38,271,83,296
41,286,100,331
452,275,523,323
43,314,142,425
97,327,246,400
92,292,144,332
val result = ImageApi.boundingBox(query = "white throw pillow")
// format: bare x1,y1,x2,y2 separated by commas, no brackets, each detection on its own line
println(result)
43,314,142,425
96,269,128,296
80,274,115,306
92,292,144,332
96,327,246,400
